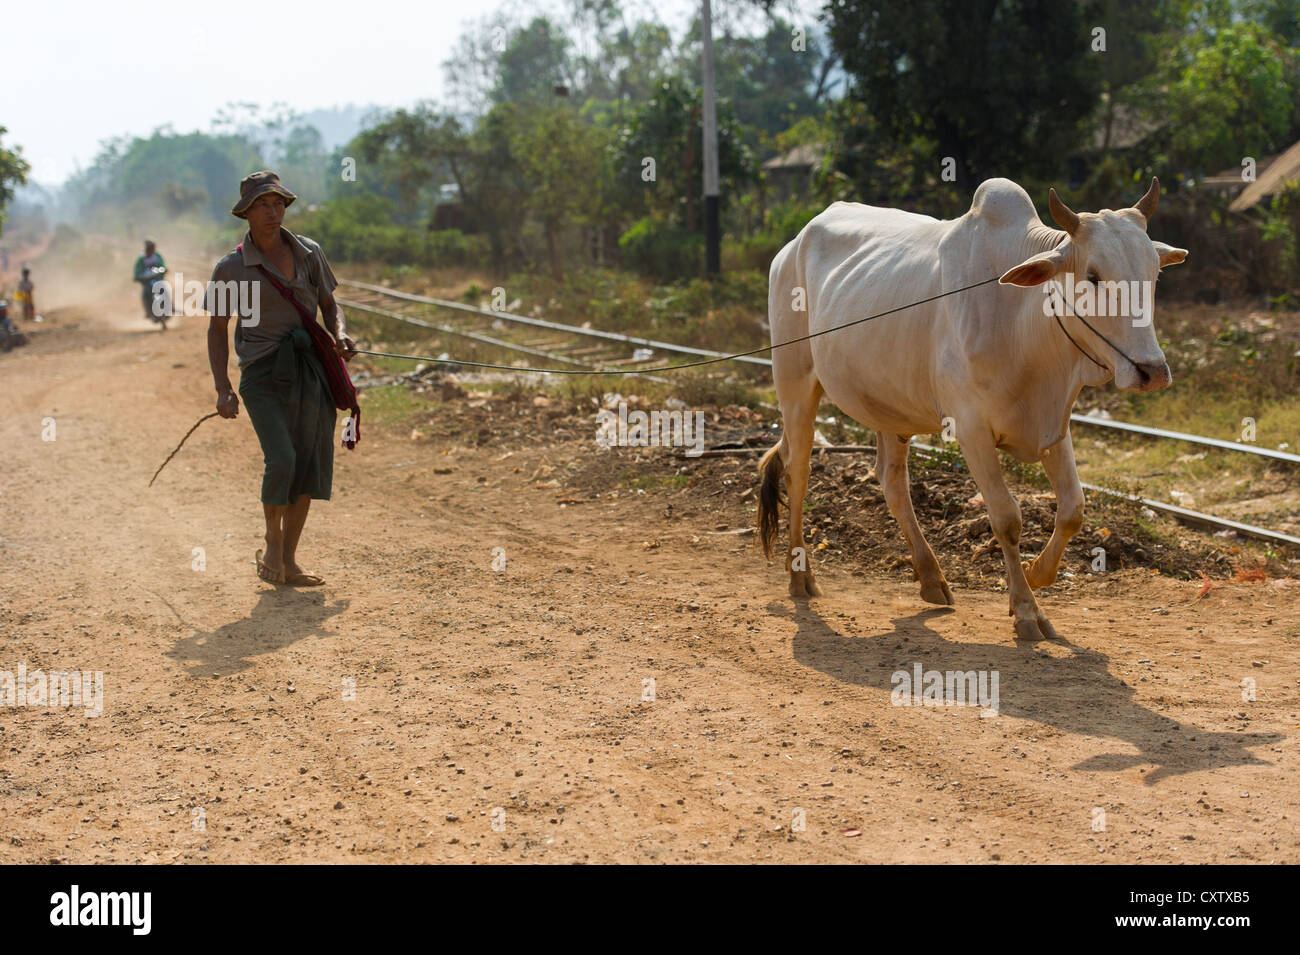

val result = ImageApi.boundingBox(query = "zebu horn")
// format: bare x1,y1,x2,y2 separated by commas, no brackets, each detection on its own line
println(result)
1048,188,1079,235
1133,177,1159,222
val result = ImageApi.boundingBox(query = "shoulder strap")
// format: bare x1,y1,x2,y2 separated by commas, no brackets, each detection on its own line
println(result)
237,242,314,323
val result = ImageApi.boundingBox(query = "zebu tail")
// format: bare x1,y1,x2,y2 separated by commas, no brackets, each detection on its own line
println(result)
757,441,786,559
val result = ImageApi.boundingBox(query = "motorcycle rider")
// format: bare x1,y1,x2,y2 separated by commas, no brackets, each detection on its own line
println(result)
133,239,171,328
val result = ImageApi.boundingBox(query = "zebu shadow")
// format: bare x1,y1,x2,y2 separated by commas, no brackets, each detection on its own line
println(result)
772,602,1278,784
165,589,349,678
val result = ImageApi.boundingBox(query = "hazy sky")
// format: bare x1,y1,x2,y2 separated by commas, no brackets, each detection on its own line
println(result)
4,0,816,186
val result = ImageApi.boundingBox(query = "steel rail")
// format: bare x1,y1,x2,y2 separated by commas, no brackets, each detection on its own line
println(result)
345,276,1296,467
1076,481,1300,548
337,297,670,384
1069,413,1300,464
337,278,774,367
906,440,1300,548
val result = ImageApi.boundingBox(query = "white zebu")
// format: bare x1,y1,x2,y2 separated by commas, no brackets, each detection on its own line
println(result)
758,178,1187,641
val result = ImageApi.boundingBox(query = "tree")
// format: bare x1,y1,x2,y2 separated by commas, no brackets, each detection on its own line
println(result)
608,77,756,231
276,125,329,204
508,106,606,277
443,3,676,120
678,14,833,148
1242,0,1300,46
1086,0,1184,154
351,105,470,228
1161,22,1295,173
353,103,531,268
0,128,31,235
494,17,575,106
825,0,1101,190
63,129,262,223
115,130,261,220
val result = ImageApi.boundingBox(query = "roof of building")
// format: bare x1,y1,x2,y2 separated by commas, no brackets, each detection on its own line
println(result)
1228,137,1300,211
762,142,825,172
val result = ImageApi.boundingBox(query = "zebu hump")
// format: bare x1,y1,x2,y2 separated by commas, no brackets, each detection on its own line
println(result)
967,178,1039,227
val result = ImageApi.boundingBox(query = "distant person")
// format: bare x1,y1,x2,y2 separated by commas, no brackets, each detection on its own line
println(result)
206,171,357,587
133,240,170,328
15,267,36,322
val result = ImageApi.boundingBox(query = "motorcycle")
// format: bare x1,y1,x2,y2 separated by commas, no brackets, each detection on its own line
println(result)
138,265,171,330
0,298,28,351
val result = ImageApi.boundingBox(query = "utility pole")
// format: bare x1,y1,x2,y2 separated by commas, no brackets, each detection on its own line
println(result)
701,0,720,277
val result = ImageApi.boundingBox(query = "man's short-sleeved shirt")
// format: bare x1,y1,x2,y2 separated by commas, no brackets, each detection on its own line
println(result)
208,229,338,368
134,252,166,281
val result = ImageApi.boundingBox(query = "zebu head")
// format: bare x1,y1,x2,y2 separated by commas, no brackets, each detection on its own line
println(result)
998,178,1187,392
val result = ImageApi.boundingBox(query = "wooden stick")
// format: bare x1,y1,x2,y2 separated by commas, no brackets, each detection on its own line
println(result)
148,413,219,487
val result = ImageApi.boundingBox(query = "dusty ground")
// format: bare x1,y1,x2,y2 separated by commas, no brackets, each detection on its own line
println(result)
1,297,1298,864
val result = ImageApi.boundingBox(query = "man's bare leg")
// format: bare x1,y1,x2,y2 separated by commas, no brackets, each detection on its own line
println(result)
261,502,288,579
281,494,314,579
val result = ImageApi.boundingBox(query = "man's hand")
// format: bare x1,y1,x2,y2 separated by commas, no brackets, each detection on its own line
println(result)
334,335,358,361
216,389,240,418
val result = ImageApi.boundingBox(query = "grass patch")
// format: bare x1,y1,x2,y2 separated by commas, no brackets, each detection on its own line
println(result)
357,354,419,376
358,384,425,426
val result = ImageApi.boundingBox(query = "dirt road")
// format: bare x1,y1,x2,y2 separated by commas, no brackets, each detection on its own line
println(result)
1,300,1297,863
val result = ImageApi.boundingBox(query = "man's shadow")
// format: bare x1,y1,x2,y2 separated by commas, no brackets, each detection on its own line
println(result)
775,602,1278,785
164,589,349,678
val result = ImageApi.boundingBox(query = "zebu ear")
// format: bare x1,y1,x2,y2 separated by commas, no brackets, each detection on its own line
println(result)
999,250,1066,287
1153,241,1187,268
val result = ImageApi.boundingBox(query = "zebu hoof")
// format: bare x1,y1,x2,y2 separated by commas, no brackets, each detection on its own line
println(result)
1012,611,1061,643
920,579,955,605
789,571,822,598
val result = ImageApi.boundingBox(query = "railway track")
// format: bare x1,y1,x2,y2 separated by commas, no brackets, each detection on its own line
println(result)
172,258,1300,547
337,279,1300,460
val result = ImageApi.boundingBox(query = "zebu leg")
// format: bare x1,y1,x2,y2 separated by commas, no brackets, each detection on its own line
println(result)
761,235,825,597
1025,431,1084,589
877,432,954,605
958,426,1059,642
780,381,824,597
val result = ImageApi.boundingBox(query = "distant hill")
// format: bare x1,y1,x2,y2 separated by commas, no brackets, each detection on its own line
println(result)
294,104,387,152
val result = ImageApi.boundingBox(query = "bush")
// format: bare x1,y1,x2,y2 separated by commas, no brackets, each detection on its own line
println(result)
293,195,489,268
618,216,704,281
1259,181,1300,294
724,202,821,273
426,229,488,265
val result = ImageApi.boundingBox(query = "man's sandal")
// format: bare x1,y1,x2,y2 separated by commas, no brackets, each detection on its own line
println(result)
285,572,325,587
255,549,284,585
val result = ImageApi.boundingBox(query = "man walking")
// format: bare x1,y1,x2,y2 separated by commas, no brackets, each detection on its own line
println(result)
206,171,356,586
